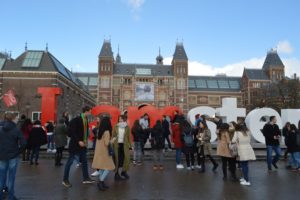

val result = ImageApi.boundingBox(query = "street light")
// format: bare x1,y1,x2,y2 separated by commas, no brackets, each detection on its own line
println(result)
25,102,31,118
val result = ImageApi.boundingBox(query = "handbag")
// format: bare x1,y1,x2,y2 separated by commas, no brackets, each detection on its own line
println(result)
108,143,114,156
229,142,238,157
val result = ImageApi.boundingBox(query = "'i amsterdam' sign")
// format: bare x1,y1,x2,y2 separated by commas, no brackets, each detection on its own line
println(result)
38,87,298,145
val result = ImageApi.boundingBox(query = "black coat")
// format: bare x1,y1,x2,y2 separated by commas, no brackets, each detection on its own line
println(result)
286,131,300,153
151,124,164,150
68,116,87,154
132,125,144,142
162,119,170,136
0,121,26,160
262,123,281,146
28,126,47,148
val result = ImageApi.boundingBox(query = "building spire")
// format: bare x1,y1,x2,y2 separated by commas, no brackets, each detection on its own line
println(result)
156,46,163,65
25,42,28,51
46,43,48,52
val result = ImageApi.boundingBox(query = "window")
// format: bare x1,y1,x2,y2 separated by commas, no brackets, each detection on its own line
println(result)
177,78,185,89
218,80,230,89
188,80,196,88
207,80,218,89
158,79,163,85
32,112,41,121
22,51,43,67
0,58,5,69
124,78,131,85
100,77,110,88
89,77,98,86
208,96,220,105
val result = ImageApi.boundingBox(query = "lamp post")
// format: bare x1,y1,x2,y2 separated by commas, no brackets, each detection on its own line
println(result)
25,103,31,118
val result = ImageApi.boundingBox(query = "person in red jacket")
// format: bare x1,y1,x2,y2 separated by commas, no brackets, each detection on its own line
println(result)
172,118,184,169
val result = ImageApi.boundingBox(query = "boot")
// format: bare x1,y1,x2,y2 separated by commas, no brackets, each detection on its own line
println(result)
114,173,125,181
55,154,59,166
209,156,218,172
102,181,109,189
230,172,238,182
121,171,130,180
97,181,106,191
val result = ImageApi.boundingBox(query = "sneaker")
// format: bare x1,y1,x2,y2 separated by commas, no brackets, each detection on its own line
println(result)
82,178,95,184
159,165,164,170
239,178,246,182
91,171,100,177
2,186,8,193
132,160,137,165
137,162,143,166
240,181,251,186
187,167,191,170
176,164,184,169
153,165,158,171
62,180,72,188
51,149,57,153
191,166,195,170
121,171,130,179
196,165,201,169
47,149,52,153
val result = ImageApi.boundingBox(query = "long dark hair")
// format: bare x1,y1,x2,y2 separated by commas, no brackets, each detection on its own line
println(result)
98,117,112,140
132,120,142,132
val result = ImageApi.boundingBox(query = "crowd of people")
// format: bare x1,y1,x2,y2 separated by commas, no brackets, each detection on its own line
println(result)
1,106,300,199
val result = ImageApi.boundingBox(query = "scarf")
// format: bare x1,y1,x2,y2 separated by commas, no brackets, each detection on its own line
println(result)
118,122,128,128
81,113,89,144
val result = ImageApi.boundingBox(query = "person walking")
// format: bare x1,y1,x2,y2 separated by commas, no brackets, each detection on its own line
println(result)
62,106,95,188
232,124,256,186
216,123,237,181
151,120,165,170
286,124,300,170
112,115,131,181
139,113,150,154
262,116,281,171
92,117,115,191
53,119,68,166
0,112,26,200
132,120,144,165
28,120,47,165
197,121,218,173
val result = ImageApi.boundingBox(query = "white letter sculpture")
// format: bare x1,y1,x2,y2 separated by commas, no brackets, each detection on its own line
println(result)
216,98,246,123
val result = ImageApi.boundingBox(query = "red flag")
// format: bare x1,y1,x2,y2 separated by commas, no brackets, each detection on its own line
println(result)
2,90,17,107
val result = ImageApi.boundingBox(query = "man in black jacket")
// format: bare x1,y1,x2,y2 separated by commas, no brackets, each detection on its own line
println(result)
0,112,26,200
62,106,95,188
262,116,282,171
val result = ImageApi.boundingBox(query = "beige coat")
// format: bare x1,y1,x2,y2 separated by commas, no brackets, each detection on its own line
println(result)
232,131,256,161
92,131,115,170
198,129,212,155
216,131,232,158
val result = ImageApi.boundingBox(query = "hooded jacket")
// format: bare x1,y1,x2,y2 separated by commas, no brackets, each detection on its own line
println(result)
0,120,26,160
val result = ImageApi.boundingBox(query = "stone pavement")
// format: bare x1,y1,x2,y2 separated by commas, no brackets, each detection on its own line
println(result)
12,159,300,200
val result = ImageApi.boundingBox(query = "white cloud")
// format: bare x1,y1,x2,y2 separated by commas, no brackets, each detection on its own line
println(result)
126,0,145,21
127,0,145,10
277,40,294,54
164,56,300,77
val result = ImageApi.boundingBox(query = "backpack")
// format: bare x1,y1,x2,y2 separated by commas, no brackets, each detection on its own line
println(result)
183,131,194,147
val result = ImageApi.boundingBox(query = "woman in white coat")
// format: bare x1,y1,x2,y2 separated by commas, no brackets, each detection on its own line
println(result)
232,123,256,186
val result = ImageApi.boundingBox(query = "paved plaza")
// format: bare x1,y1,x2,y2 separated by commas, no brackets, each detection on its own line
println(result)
11,159,300,200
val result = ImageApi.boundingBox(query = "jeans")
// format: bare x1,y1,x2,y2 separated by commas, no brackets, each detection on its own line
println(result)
185,152,195,167
240,161,249,182
133,142,142,162
153,149,163,165
47,135,54,150
175,148,182,165
63,150,89,181
291,152,300,168
30,146,40,164
99,170,110,181
266,145,281,168
0,158,19,200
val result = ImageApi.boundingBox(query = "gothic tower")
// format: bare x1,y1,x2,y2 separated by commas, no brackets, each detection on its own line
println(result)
172,42,189,113
98,40,114,105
